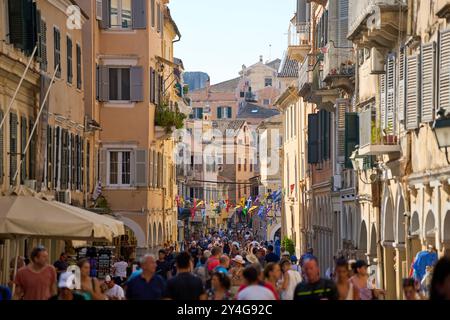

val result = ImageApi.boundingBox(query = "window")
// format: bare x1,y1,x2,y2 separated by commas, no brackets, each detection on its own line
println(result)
217,106,232,119
109,68,130,101
108,151,131,186
67,37,73,84
244,159,247,171
190,108,203,119
76,44,82,89
110,0,132,29
54,27,61,77
250,164,253,172
263,99,270,106
238,159,241,171
9,113,17,186
265,78,272,87
240,91,245,98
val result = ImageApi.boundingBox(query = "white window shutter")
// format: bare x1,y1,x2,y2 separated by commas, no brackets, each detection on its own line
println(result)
386,54,396,134
406,54,420,130
336,99,348,162
338,0,350,47
153,150,157,187
398,48,406,122
135,149,148,187
149,149,154,188
421,42,436,123
380,69,386,131
439,29,450,114
163,154,167,189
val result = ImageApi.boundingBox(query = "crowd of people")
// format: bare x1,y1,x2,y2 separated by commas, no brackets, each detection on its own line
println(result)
1,228,450,301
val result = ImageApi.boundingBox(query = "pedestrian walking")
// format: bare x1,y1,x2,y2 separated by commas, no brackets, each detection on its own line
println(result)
229,255,246,297
293,256,338,300
264,245,280,264
350,260,384,300
77,258,106,300
430,256,450,300
207,272,232,300
14,246,57,300
335,258,359,300
104,275,125,300
236,266,276,300
164,252,206,300
112,256,128,286
156,249,171,280
279,259,302,300
264,262,282,297
126,254,166,300
53,252,68,280
49,272,85,301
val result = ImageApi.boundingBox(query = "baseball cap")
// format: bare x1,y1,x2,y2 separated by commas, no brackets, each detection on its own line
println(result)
58,272,76,290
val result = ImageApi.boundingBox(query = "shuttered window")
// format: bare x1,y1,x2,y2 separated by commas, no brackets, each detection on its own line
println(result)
130,66,144,102
70,133,75,189
151,0,156,28
110,0,132,29
108,151,131,186
385,54,396,134
100,0,111,29
132,0,147,29
421,42,436,123
217,107,222,119
54,127,60,188
157,3,161,33
135,149,148,187
319,110,331,160
10,113,18,186
54,27,61,78
86,141,90,192
46,125,52,188
338,0,350,47
20,116,27,183
0,110,3,184
439,29,450,114
101,65,146,102
7,0,35,55
76,44,82,89
398,47,406,122
28,119,35,180
406,54,420,130
307,114,319,164
344,113,359,169
380,69,386,131
150,67,155,104
67,36,73,84
37,11,47,71
336,100,348,162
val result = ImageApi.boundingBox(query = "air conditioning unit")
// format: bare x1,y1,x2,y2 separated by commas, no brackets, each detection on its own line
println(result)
55,190,71,204
25,179,37,191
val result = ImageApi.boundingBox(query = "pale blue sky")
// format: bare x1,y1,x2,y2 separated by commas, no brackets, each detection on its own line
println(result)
169,0,296,85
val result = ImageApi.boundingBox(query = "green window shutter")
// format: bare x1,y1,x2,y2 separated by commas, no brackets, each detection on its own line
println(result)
344,112,359,169
10,113,18,185
227,107,232,119
28,119,35,180
130,66,144,102
67,37,73,84
217,107,222,119
76,44,82,89
54,28,61,77
308,114,319,164
363,156,376,170
8,0,34,55
20,116,27,183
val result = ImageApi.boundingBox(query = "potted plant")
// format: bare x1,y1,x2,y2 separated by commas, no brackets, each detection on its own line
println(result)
155,102,187,136
383,124,397,145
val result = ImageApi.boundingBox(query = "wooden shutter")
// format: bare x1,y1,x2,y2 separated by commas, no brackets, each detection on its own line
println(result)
28,119,35,180
385,54,396,134
135,149,148,187
46,125,52,188
338,0,350,47
406,54,420,130
54,27,61,77
307,114,319,164
149,149,154,187
421,42,436,123
398,47,406,122
163,154,167,189
130,66,144,102
54,127,60,188
217,107,222,119
336,99,348,162
67,37,73,83
227,107,232,119
76,44,82,89
380,70,386,131
344,113,359,169
96,0,103,20
157,3,161,33
132,0,147,29
152,150,157,187
8,0,34,54
0,110,3,183
99,149,107,186
100,0,111,29
439,29,450,114
322,111,330,160
150,67,155,103
10,113,18,185
99,66,110,102
20,116,27,183
297,0,306,24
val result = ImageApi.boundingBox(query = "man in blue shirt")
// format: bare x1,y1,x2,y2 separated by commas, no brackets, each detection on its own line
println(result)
125,254,166,300
264,245,280,264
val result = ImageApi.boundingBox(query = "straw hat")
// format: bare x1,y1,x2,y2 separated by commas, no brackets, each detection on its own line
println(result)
246,254,259,264
232,255,245,265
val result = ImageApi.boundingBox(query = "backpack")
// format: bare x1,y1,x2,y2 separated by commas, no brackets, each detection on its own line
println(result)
0,286,12,301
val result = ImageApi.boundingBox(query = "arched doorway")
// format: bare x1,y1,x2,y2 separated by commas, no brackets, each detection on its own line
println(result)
370,224,377,258
396,197,406,244
383,197,395,242
443,211,450,256
410,212,421,261
359,221,368,255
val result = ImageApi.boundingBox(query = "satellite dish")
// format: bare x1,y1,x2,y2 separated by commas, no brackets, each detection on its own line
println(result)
67,265,81,290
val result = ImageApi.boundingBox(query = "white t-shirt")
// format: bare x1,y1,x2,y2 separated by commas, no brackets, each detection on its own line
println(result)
281,270,302,300
113,261,128,278
105,284,125,300
236,285,276,300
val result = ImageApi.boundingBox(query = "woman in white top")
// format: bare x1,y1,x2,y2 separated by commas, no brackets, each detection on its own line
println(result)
279,259,302,300
335,258,359,300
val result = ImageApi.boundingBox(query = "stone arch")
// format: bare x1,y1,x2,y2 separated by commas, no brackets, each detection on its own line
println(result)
410,211,420,235
119,217,146,247
269,223,282,241
360,220,368,252
382,195,395,242
424,210,436,239
443,211,450,242
396,194,406,244
370,224,377,256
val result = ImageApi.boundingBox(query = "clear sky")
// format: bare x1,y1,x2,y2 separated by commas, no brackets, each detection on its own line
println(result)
169,0,296,85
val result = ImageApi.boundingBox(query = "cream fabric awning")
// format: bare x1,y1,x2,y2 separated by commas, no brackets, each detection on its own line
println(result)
0,195,124,242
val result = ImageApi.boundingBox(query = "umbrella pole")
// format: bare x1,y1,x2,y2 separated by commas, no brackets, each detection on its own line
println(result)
11,238,19,297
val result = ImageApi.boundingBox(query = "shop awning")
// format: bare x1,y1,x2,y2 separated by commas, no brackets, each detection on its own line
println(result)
0,194,124,242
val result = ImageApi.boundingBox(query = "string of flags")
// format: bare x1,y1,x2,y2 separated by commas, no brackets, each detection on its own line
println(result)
176,189,283,221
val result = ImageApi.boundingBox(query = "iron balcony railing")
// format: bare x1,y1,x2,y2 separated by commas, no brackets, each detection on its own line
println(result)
288,22,310,47
298,55,314,94
322,44,355,81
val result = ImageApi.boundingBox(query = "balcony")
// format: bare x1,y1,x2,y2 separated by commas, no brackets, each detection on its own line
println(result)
287,22,311,62
348,0,407,49
298,54,314,97
321,44,355,93
358,105,401,156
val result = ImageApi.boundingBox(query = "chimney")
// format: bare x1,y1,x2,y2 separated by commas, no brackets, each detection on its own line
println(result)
259,55,263,63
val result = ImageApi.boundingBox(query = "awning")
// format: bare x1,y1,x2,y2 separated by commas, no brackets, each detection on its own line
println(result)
0,194,124,242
